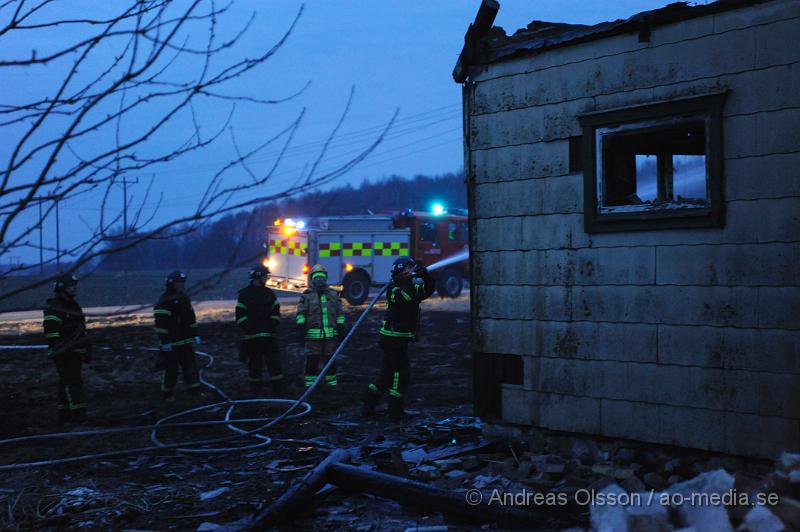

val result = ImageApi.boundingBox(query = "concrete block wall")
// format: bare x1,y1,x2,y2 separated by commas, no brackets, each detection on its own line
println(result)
468,1,800,458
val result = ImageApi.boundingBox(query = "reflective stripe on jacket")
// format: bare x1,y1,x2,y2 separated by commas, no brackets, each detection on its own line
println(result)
43,294,89,356
153,290,197,346
379,269,435,340
235,284,280,340
296,288,344,340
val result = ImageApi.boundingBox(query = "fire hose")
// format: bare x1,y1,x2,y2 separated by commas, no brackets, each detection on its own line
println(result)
0,285,388,471
0,251,467,471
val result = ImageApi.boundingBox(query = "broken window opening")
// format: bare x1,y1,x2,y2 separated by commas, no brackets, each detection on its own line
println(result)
578,92,726,233
597,117,708,213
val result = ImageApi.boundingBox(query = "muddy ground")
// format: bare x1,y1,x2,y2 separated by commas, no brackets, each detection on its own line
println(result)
0,296,486,531
1,295,795,531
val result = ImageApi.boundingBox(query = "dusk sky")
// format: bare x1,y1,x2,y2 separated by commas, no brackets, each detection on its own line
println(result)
2,0,676,265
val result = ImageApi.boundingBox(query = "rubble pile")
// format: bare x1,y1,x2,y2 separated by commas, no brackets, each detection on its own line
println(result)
350,417,800,531
3,413,798,530
587,452,800,532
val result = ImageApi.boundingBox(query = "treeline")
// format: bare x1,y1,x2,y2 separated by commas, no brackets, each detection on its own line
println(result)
98,172,466,271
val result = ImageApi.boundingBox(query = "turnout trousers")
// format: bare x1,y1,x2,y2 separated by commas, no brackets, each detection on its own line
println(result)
364,336,411,417
304,339,338,388
162,343,201,397
244,336,284,392
55,351,86,419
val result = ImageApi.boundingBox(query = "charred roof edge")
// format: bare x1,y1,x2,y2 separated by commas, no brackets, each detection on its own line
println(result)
452,0,778,84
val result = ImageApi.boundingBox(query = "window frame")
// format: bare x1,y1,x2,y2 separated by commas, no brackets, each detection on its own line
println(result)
578,92,727,233
419,221,440,246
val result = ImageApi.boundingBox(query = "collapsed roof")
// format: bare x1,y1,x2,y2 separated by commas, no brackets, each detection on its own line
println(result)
453,0,774,82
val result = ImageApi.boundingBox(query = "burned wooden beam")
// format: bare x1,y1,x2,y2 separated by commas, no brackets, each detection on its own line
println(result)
326,462,575,530
245,446,580,530
452,0,500,83
243,448,352,530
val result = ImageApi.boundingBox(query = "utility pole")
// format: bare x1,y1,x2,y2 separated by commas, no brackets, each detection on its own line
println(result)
55,198,60,269
36,194,61,272
113,176,138,277
117,176,139,237
38,199,44,273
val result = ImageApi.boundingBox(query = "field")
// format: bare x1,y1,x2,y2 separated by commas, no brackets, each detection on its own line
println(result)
0,291,791,531
0,269,252,312
0,295,474,530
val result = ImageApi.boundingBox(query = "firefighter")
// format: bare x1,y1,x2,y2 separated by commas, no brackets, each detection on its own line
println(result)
153,270,202,401
235,264,284,395
296,264,345,390
363,257,435,419
43,273,92,421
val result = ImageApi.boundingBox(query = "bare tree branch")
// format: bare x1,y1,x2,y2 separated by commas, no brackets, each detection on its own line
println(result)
0,1,395,308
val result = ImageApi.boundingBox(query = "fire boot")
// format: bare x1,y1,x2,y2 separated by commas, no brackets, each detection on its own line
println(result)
362,385,380,417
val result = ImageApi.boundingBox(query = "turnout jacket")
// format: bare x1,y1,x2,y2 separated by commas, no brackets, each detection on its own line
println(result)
295,287,344,340
43,293,90,356
153,290,198,347
235,284,280,340
379,269,435,341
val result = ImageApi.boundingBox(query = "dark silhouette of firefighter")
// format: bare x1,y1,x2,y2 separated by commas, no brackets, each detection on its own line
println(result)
296,264,345,390
153,270,201,401
43,274,92,421
235,265,284,395
363,257,434,419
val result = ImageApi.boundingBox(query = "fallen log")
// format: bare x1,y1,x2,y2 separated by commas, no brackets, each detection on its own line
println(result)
244,448,580,530
243,448,352,530
326,462,575,530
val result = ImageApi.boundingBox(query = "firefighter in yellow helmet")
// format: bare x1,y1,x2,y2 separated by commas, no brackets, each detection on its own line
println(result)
295,264,345,389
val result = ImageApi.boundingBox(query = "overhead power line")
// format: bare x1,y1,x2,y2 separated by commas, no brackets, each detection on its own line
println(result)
129,103,461,178
57,104,465,214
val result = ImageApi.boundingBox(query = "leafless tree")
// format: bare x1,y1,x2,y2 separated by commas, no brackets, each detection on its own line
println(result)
0,0,395,304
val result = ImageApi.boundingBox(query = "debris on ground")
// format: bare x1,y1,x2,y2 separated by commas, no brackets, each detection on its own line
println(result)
1,298,798,530
199,487,229,502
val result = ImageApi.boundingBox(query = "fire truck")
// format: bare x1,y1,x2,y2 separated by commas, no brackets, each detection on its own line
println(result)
265,208,469,305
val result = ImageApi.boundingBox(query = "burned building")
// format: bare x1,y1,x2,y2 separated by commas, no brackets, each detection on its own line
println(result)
455,0,799,458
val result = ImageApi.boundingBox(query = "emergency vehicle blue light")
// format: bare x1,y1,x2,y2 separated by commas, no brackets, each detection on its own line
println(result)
432,204,445,216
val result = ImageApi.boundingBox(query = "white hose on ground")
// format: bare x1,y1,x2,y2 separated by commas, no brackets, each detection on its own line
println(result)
0,283,390,471
0,253,462,471
0,345,49,350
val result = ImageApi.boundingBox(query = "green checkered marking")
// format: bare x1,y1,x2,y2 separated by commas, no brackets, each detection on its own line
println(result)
373,241,410,256
319,242,342,258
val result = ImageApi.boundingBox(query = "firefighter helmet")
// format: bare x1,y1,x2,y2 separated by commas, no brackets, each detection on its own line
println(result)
165,270,187,286
249,264,270,280
390,257,417,278
309,264,327,280
54,273,78,292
